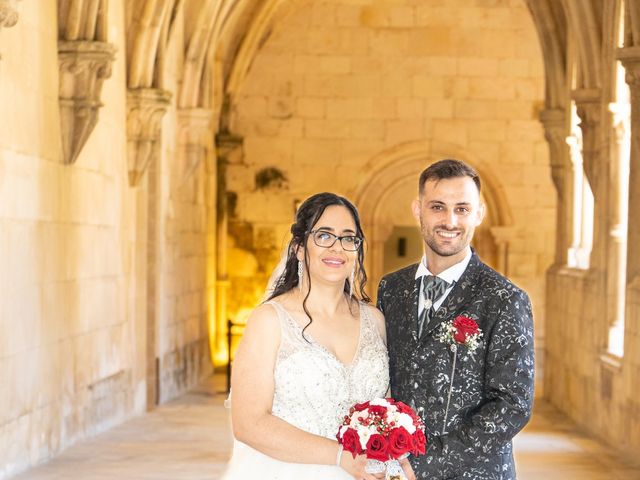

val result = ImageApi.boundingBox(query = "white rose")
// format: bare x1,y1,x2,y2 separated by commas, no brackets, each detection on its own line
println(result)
370,398,390,407
395,412,416,434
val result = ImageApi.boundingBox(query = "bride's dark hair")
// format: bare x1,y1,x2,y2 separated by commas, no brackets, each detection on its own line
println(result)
267,192,370,334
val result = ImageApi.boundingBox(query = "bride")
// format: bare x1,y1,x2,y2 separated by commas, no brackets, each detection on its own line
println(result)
222,193,415,480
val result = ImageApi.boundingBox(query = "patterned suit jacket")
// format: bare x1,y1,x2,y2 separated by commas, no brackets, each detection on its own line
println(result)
377,253,534,480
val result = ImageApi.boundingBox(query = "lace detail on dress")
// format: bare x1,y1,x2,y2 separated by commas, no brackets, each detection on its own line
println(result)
267,301,389,440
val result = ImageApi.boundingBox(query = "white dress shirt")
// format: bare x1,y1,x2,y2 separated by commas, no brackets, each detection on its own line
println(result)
414,247,472,316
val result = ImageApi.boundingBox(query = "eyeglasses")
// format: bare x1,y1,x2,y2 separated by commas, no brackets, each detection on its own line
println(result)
310,230,362,251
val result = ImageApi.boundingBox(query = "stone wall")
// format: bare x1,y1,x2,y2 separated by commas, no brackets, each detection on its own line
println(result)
546,270,640,459
228,0,555,355
0,2,212,477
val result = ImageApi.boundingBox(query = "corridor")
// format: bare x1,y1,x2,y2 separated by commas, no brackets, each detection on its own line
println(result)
11,376,640,480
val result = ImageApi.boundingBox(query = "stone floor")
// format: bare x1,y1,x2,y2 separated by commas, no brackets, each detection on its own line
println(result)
11,375,640,479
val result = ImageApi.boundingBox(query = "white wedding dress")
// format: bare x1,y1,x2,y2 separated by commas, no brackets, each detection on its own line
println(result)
221,300,389,479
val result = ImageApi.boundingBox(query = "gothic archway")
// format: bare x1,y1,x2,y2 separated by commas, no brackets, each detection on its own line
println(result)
350,140,513,298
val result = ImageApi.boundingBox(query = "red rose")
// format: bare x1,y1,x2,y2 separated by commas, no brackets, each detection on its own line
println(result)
354,401,370,411
366,433,389,461
388,427,414,458
412,428,427,455
394,401,414,416
341,428,363,458
368,404,387,417
452,316,479,344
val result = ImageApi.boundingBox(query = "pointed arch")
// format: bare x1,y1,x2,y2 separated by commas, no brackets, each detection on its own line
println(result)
350,140,513,291
563,0,603,89
524,0,568,109
126,0,180,89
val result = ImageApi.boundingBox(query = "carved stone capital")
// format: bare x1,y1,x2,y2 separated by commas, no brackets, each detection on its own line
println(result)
539,108,568,193
571,88,601,190
58,40,115,164
540,108,565,140
215,130,244,160
177,108,212,181
0,0,19,29
127,88,172,186
572,88,601,127
489,226,515,246
618,46,640,91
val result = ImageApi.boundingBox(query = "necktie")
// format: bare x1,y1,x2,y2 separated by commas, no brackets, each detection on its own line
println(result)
417,275,450,337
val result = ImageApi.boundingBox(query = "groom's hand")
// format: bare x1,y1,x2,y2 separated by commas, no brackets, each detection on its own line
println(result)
340,453,385,480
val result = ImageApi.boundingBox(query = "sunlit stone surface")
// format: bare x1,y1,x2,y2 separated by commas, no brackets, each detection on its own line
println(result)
12,375,640,480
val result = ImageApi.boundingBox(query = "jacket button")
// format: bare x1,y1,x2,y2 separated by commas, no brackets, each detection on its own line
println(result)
414,382,419,389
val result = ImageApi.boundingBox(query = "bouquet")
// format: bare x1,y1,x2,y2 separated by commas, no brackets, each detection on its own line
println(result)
336,398,426,480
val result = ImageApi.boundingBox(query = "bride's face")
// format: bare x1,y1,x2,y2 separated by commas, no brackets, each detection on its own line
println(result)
300,205,359,287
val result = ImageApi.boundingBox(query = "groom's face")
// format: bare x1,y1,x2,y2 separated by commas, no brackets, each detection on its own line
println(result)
412,176,484,262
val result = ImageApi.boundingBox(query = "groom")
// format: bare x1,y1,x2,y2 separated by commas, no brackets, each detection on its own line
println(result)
377,159,534,479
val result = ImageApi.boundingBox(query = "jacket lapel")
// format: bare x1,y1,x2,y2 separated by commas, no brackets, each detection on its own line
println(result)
420,253,482,341
408,275,419,342
396,265,419,342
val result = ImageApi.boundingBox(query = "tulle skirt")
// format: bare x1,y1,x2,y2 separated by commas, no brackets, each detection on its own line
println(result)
220,440,353,480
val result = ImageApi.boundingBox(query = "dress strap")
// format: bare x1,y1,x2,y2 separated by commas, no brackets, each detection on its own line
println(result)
359,303,386,346
264,300,306,346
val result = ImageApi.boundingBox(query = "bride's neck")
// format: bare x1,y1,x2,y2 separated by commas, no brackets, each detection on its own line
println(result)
299,282,348,316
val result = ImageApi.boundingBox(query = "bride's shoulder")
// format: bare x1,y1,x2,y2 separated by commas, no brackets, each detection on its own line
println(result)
244,302,281,333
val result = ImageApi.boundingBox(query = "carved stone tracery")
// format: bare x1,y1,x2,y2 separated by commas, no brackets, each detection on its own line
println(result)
127,88,172,187
58,41,115,164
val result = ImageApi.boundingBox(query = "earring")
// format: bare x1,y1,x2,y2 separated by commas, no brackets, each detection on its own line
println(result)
298,260,304,292
349,267,355,298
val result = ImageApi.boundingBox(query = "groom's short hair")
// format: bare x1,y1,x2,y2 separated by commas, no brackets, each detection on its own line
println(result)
418,159,481,195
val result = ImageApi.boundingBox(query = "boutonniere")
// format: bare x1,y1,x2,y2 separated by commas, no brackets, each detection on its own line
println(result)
437,315,482,353
436,315,483,434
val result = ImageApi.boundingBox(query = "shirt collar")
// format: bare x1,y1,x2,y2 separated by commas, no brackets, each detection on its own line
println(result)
414,247,472,284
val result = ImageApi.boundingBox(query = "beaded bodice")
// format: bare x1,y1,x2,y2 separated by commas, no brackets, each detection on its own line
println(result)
267,301,389,439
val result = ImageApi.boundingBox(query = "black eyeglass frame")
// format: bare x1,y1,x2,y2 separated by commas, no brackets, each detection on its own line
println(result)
309,229,363,251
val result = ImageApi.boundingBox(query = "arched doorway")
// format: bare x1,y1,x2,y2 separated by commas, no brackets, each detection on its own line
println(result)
351,140,514,297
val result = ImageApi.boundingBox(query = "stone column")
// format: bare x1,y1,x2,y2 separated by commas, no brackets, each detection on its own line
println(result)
619,47,640,286
572,88,606,270
370,222,394,301
177,108,213,182
126,88,172,187
214,131,243,364
540,108,570,265
58,41,116,164
489,226,515,276
604,102,630,348
565,129,591,267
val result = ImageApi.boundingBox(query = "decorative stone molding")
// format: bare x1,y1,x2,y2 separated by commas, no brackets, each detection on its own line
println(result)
126,88,171,187
539,108,568,195
177,108,213,181
215,130,244,163
58,41,115,164
0,0,19,29
572,88,601,189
